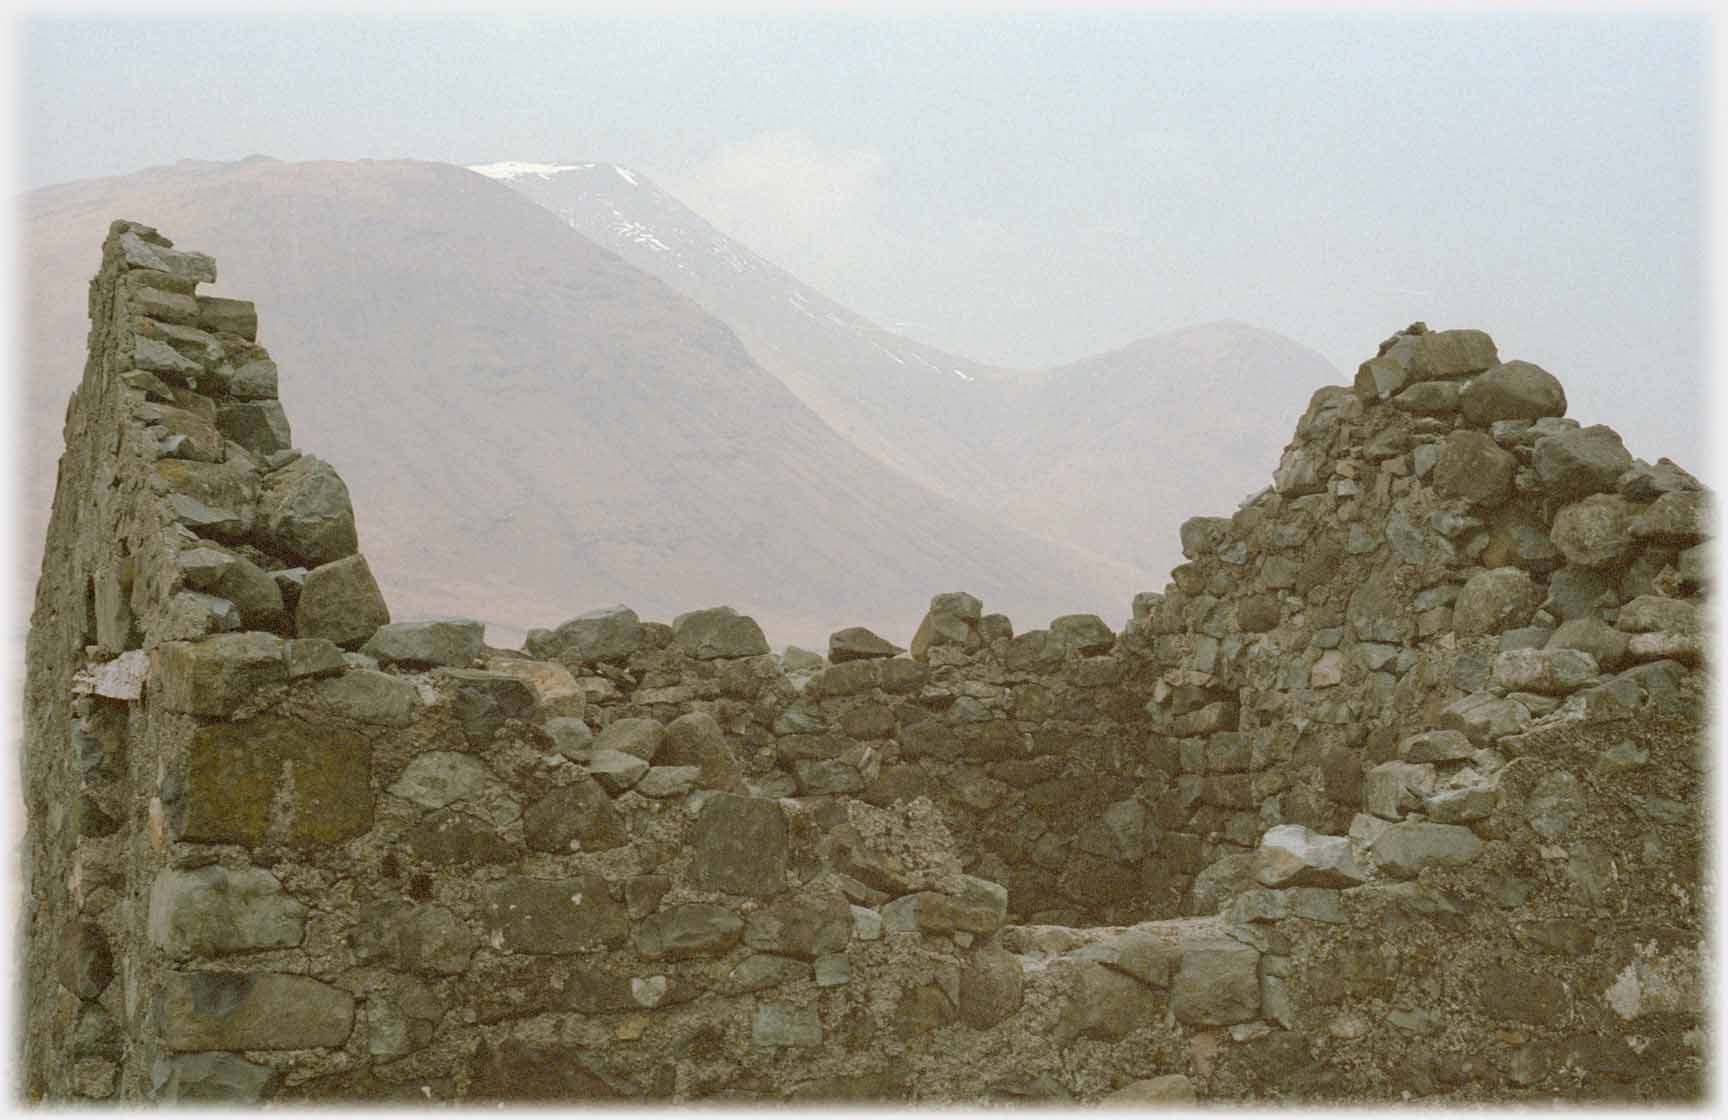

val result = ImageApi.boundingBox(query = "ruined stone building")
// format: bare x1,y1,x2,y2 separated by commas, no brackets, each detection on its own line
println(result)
18,222,1709,1102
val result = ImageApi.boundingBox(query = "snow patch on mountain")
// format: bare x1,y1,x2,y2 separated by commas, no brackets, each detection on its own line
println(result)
467,161,591,181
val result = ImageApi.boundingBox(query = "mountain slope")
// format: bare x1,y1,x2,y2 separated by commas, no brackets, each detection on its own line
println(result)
476,160,1342,580
469,160,1020,508
21,157,1151,647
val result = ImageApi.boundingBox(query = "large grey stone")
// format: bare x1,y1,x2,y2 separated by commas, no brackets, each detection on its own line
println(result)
1453,567,1542,637
1459,360,1567,425
313,669,418,726
148,866,307,959
1391,380,1461,415
672,605,770,659
522,778,625,852
1414,328,1499,379
1617,594,1700,635
157,972,355,1051
533,605,643,663
658,712,745,792
689,794,787,896
196,295,258,339
1255,824,1367,887
352,902,478,976
216,401,292,457
388,752,496,810
1543,565,1620,621
439,668,539,744
1546,617,1631,671
1492,648,1600,695
1170,934,1261,1026
910,591,984,659
828,626,902,662
1534,425,1634,500
1102,1075,1197,1105
1370,822,1483,878
591,717,664,762
257,454,358,567
959,948,1025,1028
481,876,628,954
1057,963,1159,1043
1550,494,1637,569
156,631,287,716
587,749,650,794
176,546,285,631
155,1053,278,1103
1440,691,1531,745
1433,430,1515,508
753,1003,822,1047
1364,761,1438,820
743,889,853,960
1627,489,1711,546
635,904,744,960
1048,613,1116,656
362,619,484,667
295,554,389,648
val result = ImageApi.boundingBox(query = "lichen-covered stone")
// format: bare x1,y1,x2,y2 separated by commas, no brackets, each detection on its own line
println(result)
179,715,370,846
1170,933,1261,1026
1550,494,1637,569
910,591,984,660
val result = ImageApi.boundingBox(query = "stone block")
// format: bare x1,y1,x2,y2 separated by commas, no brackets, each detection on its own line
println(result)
743,889,853,960
635,904,744,960
1255,824,1367,887
439,667,538,744
753,1003,822,1047
258,454,358,567
523,778,625,853
157,972,354,1051
688,794,787,897
312,669,419,726
672,605,770,659
148,866,307,959
363,619,484,667
179,714,371,847
156,631,286,716
828,625,902,661
1170,933,1261,1026
1370,822,1484,878
154,1053,278,1103
295,554,389,648
481,875,627,954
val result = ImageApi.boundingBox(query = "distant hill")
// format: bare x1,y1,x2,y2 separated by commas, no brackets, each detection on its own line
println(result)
475,160,1342,578
20,157,1152,648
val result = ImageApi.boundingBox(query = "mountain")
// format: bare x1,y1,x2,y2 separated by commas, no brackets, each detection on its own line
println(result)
472,160,1342,578
20,157,1152,648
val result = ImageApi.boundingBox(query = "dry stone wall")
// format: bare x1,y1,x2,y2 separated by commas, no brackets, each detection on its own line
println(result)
19,228,1710,1104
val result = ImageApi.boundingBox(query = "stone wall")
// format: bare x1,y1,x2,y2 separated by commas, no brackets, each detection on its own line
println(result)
19,227,1710,1103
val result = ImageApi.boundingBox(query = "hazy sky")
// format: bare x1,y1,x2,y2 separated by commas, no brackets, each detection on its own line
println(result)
20,8,1712,476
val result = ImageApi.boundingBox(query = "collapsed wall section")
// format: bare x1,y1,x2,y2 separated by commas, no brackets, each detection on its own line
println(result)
20,229,1710,1105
